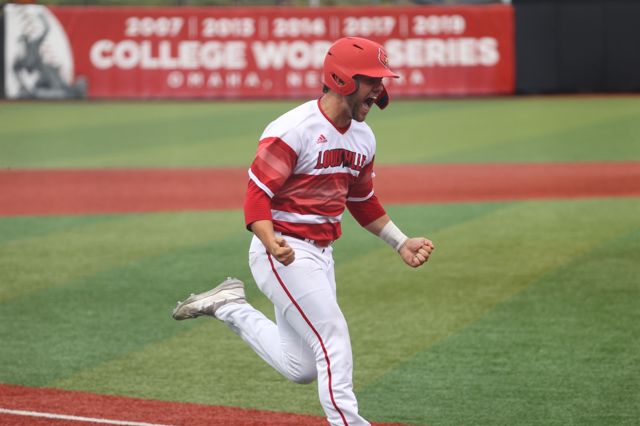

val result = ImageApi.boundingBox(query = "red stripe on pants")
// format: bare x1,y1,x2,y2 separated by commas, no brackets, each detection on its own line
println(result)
267,253,349,426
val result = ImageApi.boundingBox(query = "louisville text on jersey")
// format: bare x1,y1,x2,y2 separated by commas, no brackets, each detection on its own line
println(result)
314,149,366,172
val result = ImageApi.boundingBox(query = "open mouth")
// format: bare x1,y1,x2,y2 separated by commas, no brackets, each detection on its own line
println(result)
364,97,376,108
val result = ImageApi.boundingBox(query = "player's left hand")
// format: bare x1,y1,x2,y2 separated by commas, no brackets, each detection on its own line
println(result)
399,237,435,268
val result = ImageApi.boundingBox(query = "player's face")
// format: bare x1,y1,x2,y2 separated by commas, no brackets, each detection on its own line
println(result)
347,76,384,122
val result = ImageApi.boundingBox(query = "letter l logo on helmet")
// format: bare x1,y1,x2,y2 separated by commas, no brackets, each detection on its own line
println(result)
378,48,390,69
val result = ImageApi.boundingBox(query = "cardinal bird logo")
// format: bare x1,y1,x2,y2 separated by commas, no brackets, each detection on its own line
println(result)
378,48,390,68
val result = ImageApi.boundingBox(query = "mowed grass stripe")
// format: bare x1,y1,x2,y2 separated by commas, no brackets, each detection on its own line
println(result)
0,118,253,169
373,97,640,164
0,101,297,135
2,97,639,168
341,198,640,389
52,309,324,416
0,215,113,245
26,198,639,420
0,102,216,134
0,211,244,302
29,203,507,417
43,135,252,169
428,113,640,163
0,234,256,386
360,228,640,426
0,102,295,169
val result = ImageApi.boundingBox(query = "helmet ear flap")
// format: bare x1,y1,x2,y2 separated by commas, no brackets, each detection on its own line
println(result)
375,85,390,110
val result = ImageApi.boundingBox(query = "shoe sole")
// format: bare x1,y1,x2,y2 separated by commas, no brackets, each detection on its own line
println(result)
172,278,244,320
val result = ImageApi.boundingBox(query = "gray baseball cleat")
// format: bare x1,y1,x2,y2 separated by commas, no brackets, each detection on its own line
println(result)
172,277,246,320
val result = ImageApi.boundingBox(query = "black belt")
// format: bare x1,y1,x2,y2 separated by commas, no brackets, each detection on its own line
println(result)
281,232,332,248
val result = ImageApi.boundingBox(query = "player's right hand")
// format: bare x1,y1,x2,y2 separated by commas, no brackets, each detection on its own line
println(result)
270,237,295,266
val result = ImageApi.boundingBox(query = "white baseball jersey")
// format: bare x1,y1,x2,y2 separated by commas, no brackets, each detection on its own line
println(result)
245,99,384,244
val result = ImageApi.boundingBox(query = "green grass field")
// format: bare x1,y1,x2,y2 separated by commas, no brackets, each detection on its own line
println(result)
1,97,639,425
2,97,640,168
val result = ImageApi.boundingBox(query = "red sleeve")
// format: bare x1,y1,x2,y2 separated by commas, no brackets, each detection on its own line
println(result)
346,156,386,227
243,180,272,230
347,194,386,227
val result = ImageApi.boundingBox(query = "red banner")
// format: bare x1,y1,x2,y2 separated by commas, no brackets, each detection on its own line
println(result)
4,4,514,99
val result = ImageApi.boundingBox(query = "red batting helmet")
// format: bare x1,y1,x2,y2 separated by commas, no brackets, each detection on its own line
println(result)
322,37,399,109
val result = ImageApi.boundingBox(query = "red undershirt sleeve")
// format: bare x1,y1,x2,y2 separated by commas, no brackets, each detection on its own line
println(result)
346,194,386,227
243,180,272,230
346,156,386,227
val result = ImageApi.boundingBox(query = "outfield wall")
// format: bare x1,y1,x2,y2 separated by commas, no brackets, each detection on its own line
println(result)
3,4,514,99
514,0,640,93
3,1,640,100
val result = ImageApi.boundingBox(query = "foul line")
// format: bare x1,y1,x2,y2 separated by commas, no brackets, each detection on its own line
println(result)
0,407,175,426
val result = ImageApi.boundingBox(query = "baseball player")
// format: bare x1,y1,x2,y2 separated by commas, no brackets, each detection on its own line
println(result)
173,37,435,426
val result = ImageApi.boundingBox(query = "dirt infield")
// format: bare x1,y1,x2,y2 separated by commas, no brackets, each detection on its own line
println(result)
0,384,406,426
1,162,639,216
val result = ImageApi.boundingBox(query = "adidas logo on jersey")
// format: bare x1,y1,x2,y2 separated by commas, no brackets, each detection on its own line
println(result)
316,134,328,144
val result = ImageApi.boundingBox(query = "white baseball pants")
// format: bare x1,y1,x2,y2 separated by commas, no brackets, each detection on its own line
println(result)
215,235,370,426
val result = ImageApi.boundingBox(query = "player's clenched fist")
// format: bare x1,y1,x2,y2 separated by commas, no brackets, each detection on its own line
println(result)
269,237,295,266
399,237,435,268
